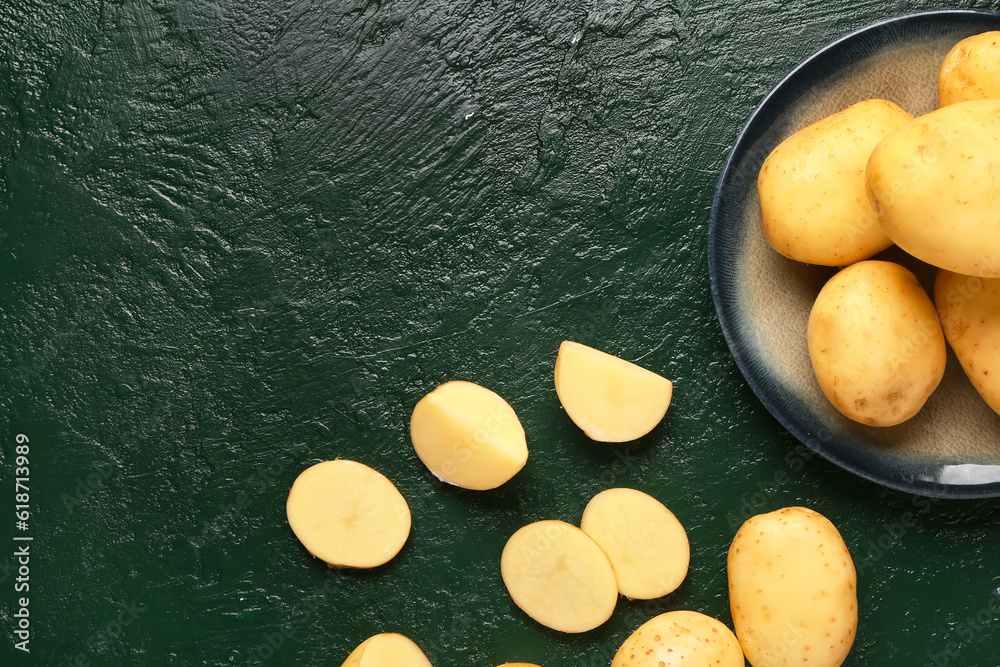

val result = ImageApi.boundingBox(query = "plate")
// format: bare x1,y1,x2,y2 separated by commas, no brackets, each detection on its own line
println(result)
709,9,1000,498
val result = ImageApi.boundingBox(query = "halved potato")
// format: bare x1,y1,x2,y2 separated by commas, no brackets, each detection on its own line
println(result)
286,460,410,568
580,488,689,600
410,380,527,490
554,341,672,442
501,520,618,633
341,633,432,667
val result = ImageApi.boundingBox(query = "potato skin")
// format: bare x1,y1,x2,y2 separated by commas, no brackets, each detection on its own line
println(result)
934,270,1000,415
758,99,911,266
939,31,1000,106
728,507,857,667
611,611,744,667
866,99,1000,278
808,261,946,426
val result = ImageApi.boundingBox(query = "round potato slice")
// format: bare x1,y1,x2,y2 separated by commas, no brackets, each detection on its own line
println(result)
611,610,744,667
410,380,528,490
580,488,689,600
501,520,618,633
939,31,1000,105
496,663,542,667
341,633,432,667
286,460,411,568
554,340,673,442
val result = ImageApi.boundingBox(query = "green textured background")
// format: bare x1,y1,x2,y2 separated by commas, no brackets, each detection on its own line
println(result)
2,0,1000,665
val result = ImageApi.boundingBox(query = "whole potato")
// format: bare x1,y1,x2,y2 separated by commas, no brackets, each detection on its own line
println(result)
865,99,1000,278
758,99,912,266
935,270,1000,415
808,261,946,426
728,507,857,667
939,31,1000,106
611,611,744,667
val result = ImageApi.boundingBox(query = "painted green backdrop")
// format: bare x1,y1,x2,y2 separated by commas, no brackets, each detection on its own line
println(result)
2,0,1000,665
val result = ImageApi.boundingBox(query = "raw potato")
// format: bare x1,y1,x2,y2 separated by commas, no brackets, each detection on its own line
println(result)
501,520,618,633
286,460,411,568
496,664,542,666
610,610,744,667
580,488,689,600
866,99,1000,278
758,99,912,266
728,507,857,667
934,270,1000,415
554,340,672,442
410,380,528,490
939,31,1000,105
807,261,946,426
341,633,432,667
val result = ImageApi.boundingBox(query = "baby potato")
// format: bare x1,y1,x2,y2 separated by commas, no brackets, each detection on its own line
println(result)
808,260,946,426
728,507,857,667
611,610,744,667
934,270,1000,415
340,633,432,667
758,99,912,266
866,99,1000,278
939,31,1000,105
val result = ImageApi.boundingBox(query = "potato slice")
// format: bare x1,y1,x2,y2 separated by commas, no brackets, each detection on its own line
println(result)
611,611,744,667
286,460,410,568
580,488,689,600
410,380,528,490
501,520,618,633
341,633,432,667
554,341,672,442
496,663,542,666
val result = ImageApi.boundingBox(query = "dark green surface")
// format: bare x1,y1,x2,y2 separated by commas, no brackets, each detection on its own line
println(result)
1,0,999,665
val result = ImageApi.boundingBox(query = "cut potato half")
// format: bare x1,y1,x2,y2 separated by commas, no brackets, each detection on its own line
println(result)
286,460,411,568
410,380,528,490
501,520,618,633
554,341,672,442
580,488,689,600
341,632,432,667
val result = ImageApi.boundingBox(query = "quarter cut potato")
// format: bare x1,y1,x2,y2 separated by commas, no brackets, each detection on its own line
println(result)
758,99,912,266
410,380,528,490
286,460,411,568
611,610,744,667
580,488,689,600
554,341,672,442
939,31,1000,105
728,507,857,667
501,520,618,633
934,270,1000,415
341,633,432,667
808,260,946,426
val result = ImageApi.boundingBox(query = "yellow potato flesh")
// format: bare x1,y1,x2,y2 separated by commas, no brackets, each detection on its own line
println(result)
807,260,946,426
611,610,744,667
501,520,618,633
286,460,410,568
935,270,1000,415
554,341,672,442
939,31,1000,105
758,99,911,266
580,488,689,600
496,663,542,667
410,380,528,490
340,633,432,667
866,99,1000,278
728,507,857,667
